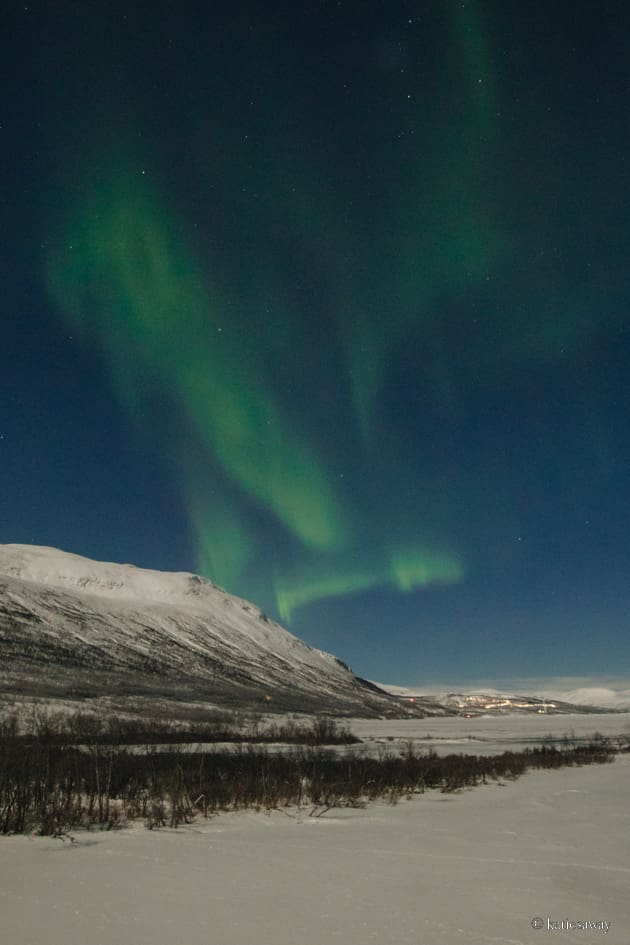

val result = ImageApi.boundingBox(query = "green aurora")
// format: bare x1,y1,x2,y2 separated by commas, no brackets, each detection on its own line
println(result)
43,0,615,625
47,164,465,617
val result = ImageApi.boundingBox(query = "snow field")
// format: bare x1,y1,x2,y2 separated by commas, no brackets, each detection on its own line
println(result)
1,719,628,945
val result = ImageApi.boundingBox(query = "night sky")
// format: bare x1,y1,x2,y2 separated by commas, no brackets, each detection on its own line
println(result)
4,0,630,686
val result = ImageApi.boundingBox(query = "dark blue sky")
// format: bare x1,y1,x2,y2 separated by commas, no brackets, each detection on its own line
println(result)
3,0,630,685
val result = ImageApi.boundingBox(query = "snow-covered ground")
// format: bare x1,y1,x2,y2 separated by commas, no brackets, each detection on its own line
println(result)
2,716,628,945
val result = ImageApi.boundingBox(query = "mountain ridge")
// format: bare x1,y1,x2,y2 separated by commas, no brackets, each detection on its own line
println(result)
3,545,614,721
0,544,440,719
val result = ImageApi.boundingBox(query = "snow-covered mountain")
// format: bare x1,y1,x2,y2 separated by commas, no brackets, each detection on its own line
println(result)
374,683,621,715
0,544,415,718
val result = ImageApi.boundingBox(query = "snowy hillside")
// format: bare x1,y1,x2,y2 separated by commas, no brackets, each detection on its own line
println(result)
0,544,410,718
374,682,624,715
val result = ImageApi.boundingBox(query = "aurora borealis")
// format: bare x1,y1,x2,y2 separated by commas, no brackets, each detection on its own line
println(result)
4,1,630,684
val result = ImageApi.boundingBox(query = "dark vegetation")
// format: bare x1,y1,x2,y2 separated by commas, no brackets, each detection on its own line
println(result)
0,713,621,835
0,711,359,747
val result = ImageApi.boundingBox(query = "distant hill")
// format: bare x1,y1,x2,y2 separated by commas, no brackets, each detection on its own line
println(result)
374,683,623,715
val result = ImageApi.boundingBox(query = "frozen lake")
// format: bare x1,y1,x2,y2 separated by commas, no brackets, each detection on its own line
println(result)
349,710,630,756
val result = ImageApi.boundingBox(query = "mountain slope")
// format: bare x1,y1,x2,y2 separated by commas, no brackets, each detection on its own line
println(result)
0,544,411,718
